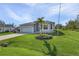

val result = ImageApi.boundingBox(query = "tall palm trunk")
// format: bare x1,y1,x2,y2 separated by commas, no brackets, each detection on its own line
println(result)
40,23,42,35
37,17,44,34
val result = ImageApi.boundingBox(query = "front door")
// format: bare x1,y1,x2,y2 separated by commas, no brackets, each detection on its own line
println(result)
34,23,39,32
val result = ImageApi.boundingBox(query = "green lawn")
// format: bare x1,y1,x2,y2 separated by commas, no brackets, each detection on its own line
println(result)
0,32,14,36
0,30,79,56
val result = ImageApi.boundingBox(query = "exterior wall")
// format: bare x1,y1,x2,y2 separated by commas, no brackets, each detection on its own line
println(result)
0,27,4,32
39,24,54,33
0,26,14,32
20,26,34,33
4,27,14,31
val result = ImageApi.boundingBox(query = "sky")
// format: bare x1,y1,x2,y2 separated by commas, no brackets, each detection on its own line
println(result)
0,3,79,26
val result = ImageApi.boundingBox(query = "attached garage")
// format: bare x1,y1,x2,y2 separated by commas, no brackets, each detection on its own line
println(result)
20,26,34,33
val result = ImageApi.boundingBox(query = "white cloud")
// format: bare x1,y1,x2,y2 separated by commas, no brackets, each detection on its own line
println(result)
48,3,79,16
60,4,79,15
2,3,79,25
5,8,22,21
25,3,37,7
46,3,79,25
48,4,59,15
21,14,33,22
4,7,33,24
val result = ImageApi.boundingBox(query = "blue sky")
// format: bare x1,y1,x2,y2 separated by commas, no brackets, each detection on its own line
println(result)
0,3,79,26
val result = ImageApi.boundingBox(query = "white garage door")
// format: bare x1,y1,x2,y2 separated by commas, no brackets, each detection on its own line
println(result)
21,26,33,33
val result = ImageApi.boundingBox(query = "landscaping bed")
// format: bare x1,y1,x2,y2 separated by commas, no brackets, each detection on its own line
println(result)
36,34,52,40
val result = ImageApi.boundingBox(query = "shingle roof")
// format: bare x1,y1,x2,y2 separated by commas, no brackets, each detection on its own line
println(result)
0,24,13,27
44,21,55,24
5,24,14,27
20,22,34,26
20,21,55,26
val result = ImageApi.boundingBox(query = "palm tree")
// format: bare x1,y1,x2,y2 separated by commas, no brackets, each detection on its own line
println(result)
36,17,45,34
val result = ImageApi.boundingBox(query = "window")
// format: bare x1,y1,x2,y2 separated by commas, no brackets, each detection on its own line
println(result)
44,24,48,29
50,24,52,29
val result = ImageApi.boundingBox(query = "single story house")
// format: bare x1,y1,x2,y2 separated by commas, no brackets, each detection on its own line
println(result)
19,21,55,33
0,24,14,32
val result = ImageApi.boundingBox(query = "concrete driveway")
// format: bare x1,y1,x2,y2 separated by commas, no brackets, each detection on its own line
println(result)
0,33,24,41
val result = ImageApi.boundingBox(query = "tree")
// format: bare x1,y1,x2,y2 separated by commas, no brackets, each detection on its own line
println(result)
75,19,79,29
66,20,76,30
65,14,79,30
36,17,45,34
55,24,63,29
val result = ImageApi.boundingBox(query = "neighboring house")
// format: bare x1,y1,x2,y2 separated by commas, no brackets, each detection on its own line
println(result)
0,25,4,32
0,24,14,32
0,20,5,32
4,24,14,32
19,21,55,33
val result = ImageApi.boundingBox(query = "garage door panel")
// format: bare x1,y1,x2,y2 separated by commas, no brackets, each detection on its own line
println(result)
21,26,33,33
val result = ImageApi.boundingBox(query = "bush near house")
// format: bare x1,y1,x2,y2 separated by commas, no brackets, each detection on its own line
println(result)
36,34,52,40
48,30,65,36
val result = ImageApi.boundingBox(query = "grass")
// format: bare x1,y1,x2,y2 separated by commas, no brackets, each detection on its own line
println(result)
0,30,79,56
0,47,44,56
0,32,14,36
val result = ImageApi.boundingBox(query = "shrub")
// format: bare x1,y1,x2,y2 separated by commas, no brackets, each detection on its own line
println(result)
0,42,9,47
5,30,9,32
48,30,64,36
36,34,52,40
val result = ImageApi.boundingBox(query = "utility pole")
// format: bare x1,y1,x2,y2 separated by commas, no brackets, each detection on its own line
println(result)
57,3,61,36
